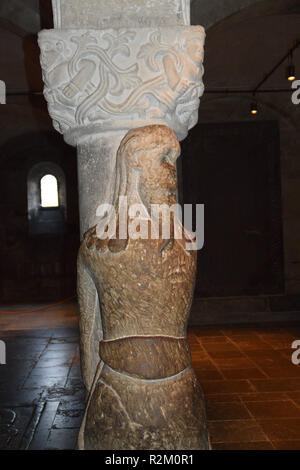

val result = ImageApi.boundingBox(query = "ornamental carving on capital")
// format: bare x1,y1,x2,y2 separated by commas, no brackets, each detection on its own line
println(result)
38,26,205,142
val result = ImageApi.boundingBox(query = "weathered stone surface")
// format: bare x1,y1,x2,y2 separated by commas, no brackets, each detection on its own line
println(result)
99,337,192,379
52,0,191,29
77,125,195,386
77,125,210,449
80,227,196,341
38,26,205,144
77,134,122,237
84,366,209,450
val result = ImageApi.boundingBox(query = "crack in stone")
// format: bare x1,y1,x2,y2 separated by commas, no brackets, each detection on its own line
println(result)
98,378,143,430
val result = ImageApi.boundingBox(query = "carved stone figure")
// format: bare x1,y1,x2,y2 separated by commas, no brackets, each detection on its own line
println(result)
77,125,210,450
39,0,209,451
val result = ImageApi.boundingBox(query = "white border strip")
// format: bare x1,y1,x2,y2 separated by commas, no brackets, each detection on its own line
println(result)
51,0,61,28
0,80,6,104
182,0,191,25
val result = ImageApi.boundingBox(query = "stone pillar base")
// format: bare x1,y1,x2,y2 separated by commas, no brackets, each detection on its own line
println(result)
82,365,209,450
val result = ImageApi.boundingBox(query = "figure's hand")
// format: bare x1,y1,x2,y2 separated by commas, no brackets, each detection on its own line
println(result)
176,78,190,95
161,88,177,108
63,82,79,99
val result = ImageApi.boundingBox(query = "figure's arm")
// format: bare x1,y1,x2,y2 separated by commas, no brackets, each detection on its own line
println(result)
77,251,102,393
163,55,190,94
63,60,96,98
163,55,180,90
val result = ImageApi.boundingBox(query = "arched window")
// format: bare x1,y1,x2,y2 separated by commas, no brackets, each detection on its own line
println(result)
27,162,67,235
40,174,59,208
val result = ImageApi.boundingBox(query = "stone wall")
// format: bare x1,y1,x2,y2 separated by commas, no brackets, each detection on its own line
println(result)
0,100,79,303
185,1,300,324
187,94,300,325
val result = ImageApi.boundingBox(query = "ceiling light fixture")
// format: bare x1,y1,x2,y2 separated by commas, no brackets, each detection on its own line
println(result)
250,95,258,115
287,51,296,81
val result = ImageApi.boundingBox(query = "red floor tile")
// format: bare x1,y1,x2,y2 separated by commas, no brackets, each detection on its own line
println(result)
244,400,300,419
206,401,251,421
208,420,268,443
257,419,300,441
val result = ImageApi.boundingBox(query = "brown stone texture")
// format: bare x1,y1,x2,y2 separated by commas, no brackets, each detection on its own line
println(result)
77,126,210,449
188,324,300,450
81,233,196,341
99,337,191,380
84,366,209,450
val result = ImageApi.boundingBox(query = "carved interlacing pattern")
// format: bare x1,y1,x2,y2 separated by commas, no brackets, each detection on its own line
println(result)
38,26,205,142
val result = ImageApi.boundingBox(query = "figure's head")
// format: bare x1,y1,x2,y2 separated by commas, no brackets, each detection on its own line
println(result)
117,125,180,209
186,37,204,65
40,40,66,69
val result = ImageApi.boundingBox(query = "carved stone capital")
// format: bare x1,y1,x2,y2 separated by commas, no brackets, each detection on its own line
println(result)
38,26,205,144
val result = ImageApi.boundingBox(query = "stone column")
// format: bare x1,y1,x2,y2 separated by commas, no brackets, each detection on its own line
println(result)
38,0,209,450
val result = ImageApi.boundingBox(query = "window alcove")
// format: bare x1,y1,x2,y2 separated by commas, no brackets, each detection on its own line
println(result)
27,162,67,235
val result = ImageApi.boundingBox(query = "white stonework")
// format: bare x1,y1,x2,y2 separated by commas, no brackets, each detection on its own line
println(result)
38,26,205,144
0,80,6,104
52,0,190,29
40,0,205,236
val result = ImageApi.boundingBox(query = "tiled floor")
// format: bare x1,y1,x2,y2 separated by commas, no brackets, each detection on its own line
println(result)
189,325,300,450
0,303,84,450
0,303,300,450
